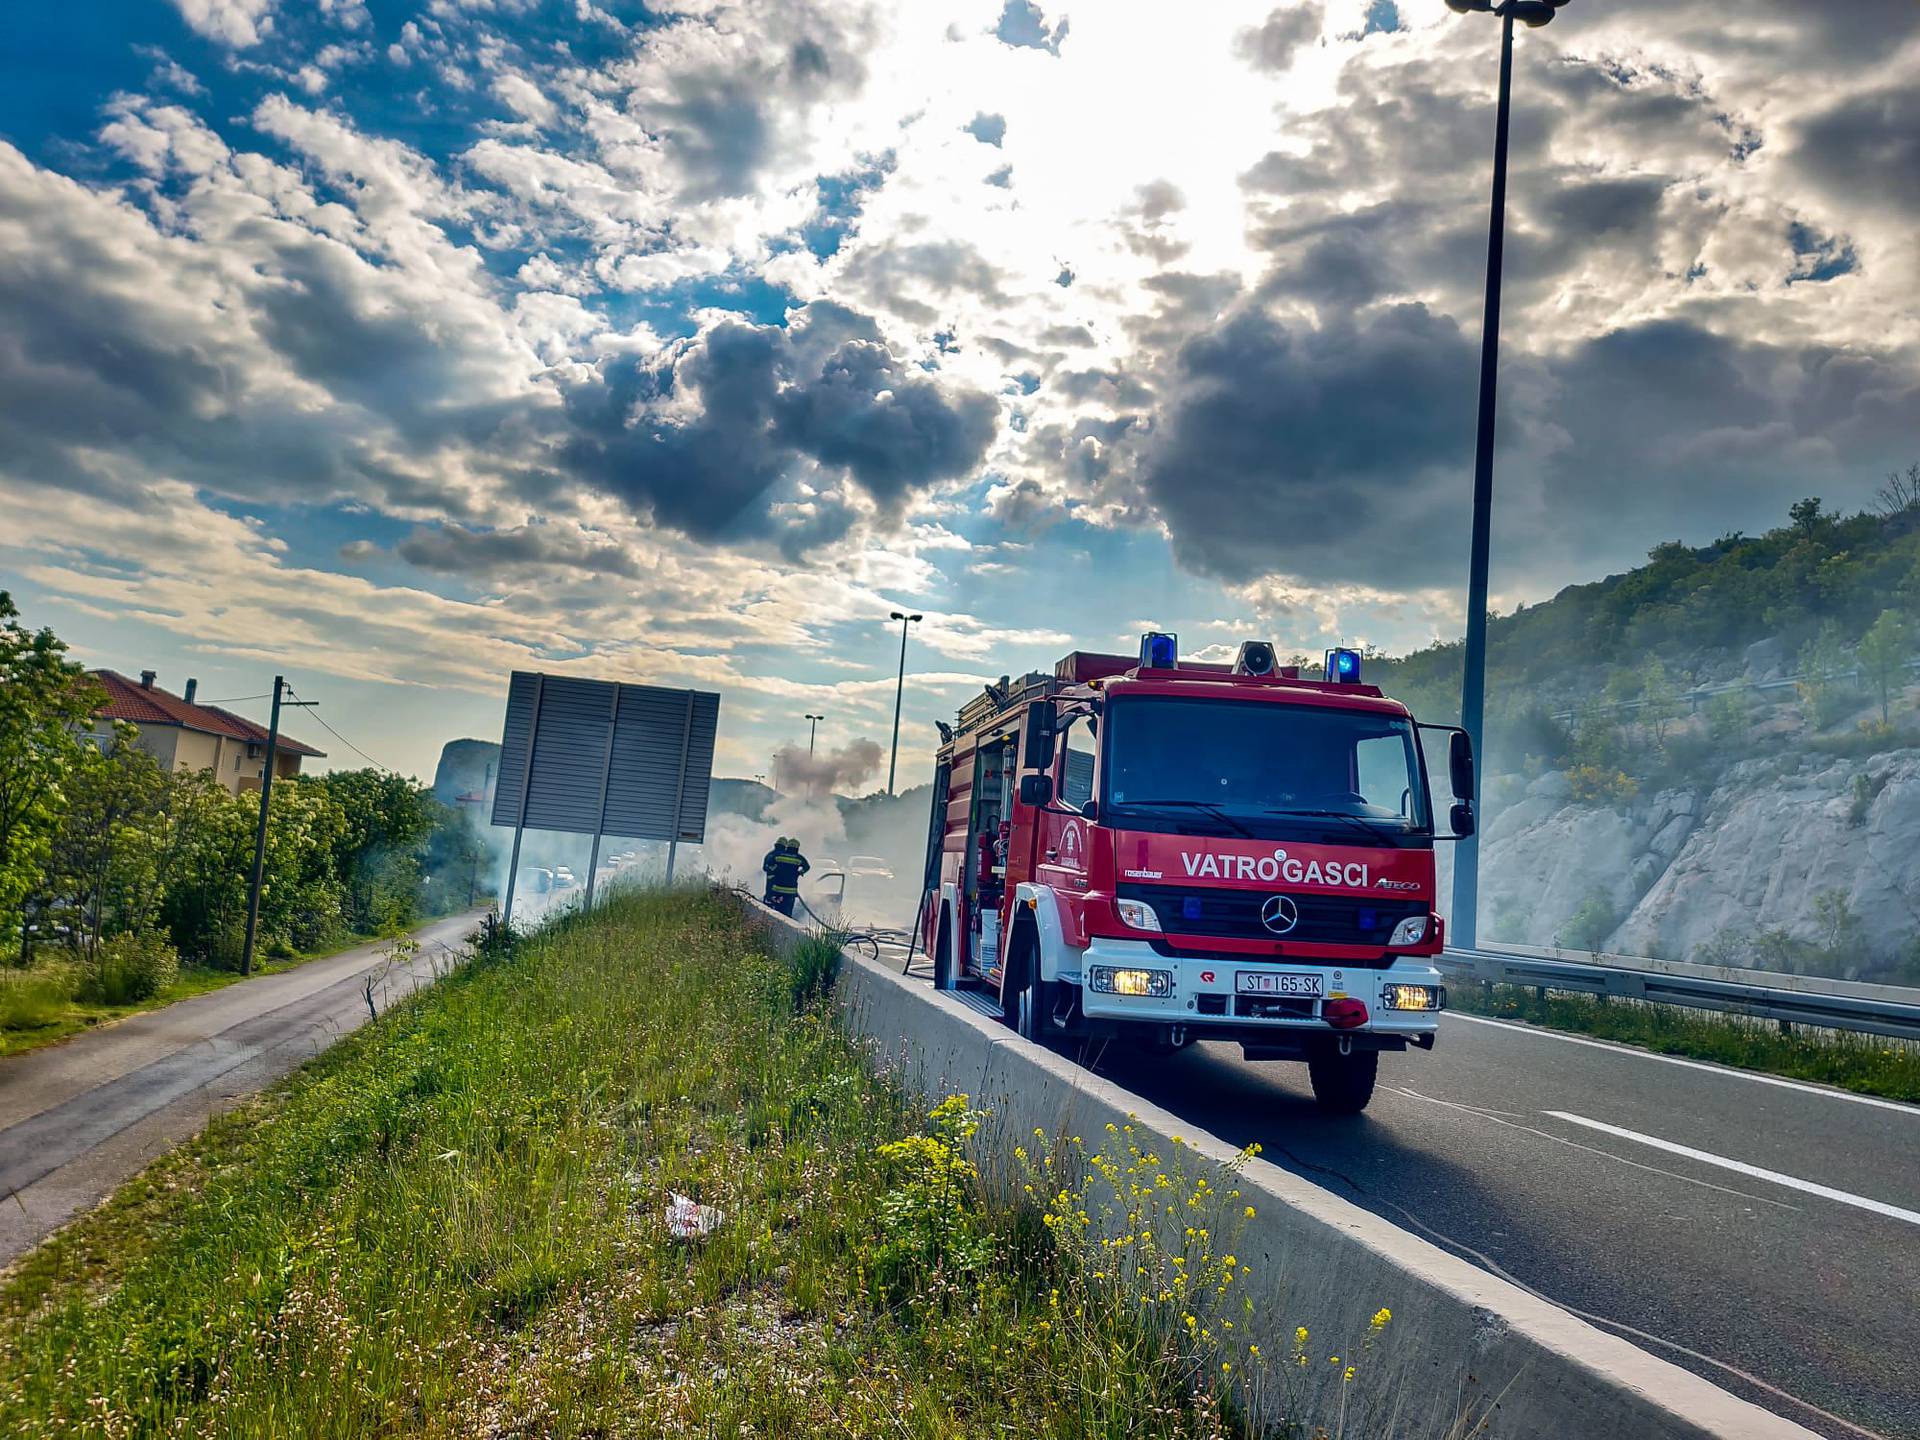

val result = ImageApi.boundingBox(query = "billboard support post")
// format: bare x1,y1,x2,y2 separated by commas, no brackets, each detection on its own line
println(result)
584,683,622,910
666,689,695,884
501,673,545,927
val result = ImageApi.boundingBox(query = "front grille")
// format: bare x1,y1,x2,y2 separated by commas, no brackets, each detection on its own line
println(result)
1118,883,1424,946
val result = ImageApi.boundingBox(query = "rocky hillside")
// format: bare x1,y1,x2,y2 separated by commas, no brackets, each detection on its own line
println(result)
1440,748,1920,984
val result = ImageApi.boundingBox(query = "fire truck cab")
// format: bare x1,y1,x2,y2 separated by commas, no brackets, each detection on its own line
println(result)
916,633,1475,1113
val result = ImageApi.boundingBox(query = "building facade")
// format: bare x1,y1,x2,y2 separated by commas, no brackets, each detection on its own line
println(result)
91,670,325,794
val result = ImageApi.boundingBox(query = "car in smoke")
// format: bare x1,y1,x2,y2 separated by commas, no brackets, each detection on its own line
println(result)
553,866,578,889
517,866,554,895
847,855,895,881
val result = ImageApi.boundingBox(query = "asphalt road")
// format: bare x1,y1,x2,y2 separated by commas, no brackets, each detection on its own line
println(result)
0,911,481,1269
1091,1011,1920,1440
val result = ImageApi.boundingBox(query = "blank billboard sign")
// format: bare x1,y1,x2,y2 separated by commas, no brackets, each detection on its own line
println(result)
491,672,721,843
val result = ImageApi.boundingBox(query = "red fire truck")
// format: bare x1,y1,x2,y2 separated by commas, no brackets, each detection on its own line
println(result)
915,633,1476,1113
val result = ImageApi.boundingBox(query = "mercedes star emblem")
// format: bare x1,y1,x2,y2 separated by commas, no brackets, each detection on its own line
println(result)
1259,894,1300,935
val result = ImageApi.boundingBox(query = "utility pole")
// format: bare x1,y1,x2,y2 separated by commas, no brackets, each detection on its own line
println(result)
886,611,922,795
1447,0,1571,949
804,713,824,754
241,676,316,976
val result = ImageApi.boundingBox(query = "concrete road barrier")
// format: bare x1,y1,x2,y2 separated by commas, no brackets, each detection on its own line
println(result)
739,900,1816,1440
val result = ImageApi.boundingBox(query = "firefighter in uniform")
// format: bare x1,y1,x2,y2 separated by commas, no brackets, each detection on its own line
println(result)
761,836,809,916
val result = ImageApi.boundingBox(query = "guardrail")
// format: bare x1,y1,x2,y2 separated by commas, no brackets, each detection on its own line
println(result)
1436,945,1920,1042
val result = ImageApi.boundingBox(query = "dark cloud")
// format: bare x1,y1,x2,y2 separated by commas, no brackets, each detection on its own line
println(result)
995,0,1068,56
964,111,1006,147
1540,322,1920,541
775,340,999,505
1789,85,1920,218
1236,4,1322,73
643,5,875,203
1120,293,1920,598
396,522,642,577
655,69,778,202
558,303,997,542
834,238,1013,325
1138,304,1477,587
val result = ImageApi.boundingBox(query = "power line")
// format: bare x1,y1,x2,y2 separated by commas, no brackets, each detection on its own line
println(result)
201,693,272,704
283,685,400,773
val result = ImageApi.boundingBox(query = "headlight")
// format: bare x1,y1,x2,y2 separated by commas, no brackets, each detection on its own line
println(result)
1115,898,1162,932
1089,965,1173,997
1388,915,1430,947
1380,983,1444,1011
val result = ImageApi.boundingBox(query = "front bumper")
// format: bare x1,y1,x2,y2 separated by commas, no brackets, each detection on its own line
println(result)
1064,934,1443,1036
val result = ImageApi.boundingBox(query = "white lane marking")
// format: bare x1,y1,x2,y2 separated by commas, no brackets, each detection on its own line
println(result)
1385,1087,1797,1210
1348,1184,1890,1440
1446,1010,1920,1116
1546,1111,1920,1228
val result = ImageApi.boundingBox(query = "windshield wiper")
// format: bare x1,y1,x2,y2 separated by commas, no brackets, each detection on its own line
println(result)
1124,798,1256,838
1262,807,1410,843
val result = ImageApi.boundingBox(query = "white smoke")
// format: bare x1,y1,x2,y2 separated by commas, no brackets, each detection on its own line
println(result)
683,738,942,930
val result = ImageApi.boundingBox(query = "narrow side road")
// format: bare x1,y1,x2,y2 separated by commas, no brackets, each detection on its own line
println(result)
0,910,482,1269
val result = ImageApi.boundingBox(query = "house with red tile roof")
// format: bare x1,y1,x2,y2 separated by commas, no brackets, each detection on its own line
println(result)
91,670,326,795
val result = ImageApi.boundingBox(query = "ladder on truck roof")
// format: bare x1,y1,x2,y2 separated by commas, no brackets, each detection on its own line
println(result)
951,669,1055,739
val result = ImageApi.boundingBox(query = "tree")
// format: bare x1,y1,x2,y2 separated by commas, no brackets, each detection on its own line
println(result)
41,727,171,952
1796,622,1853,731
1874,462,1920,519
307,769,434,934
0,592,105,954
1788,497,1828,538
1856,609,1912,725
1638,655,1681,748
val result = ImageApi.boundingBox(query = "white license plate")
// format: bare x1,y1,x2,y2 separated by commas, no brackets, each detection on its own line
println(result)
1235,971,1324,997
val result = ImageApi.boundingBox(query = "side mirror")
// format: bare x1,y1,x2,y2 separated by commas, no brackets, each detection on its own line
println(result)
1023,700,1058,769
1080,799,1099,823
1449,730,1475,801
1019,773,1054,807
1449,801,1476,839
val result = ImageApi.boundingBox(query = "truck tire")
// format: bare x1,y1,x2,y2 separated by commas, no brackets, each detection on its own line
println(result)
1307,1048,1378,1114
1013,973,1039,1041
1003,922,1050,1047
932,906,954,990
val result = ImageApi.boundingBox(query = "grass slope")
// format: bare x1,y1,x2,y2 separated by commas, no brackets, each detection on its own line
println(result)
0,891,1417,1438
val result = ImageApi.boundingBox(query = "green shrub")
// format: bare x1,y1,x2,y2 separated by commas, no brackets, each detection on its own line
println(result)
83,933,180,1006
0,961,81,1032
787,932,845,1008
1556,889,1621,952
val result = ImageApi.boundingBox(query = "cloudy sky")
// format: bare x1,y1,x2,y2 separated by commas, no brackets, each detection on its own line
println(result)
4,0,1916,785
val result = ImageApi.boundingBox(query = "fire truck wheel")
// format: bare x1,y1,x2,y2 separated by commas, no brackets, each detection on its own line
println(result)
932,907,954,990
1307,1047,1378,1115
1007,969,1036,1040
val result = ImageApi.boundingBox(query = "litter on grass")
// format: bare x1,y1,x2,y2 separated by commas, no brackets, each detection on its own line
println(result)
666,1192,725,1240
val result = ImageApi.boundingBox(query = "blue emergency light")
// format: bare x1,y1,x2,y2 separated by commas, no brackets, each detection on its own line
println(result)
1326,648,1363,683
1140,631,1178,668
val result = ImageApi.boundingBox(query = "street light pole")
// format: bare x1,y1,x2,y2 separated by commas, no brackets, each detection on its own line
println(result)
805,713,824,755
1448,0,1567,950
886,611,922,795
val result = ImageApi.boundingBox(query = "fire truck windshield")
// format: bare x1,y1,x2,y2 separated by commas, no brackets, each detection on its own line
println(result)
1101,696,1432,843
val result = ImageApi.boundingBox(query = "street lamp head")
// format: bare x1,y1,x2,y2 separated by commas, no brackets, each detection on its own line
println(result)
889,610,905,620
909,613,924,623
1450,0,1567,18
